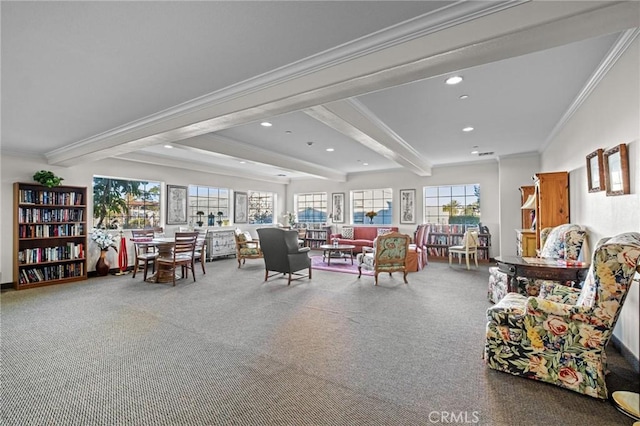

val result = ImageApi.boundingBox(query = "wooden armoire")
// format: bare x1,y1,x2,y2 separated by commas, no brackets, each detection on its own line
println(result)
534,172,570,249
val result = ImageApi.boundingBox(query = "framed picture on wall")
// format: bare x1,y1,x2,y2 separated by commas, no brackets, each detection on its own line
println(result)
400,189,416,224
166,185,188,224
586,149,605,192
331,193,345,223
603,143,630,196
234,191,248,223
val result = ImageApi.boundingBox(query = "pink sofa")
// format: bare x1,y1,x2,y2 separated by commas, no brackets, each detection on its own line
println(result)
330,226,399,254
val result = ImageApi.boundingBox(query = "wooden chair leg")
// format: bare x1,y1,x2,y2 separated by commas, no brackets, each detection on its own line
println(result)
403,271,408,284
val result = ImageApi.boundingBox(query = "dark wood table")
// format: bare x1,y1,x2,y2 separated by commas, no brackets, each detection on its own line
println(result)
495,255,590,293
320,244,356,266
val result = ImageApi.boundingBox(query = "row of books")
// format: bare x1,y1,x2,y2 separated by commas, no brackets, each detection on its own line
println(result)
18,262,85,284
427,247,490,259
18,243,85,264
18,223,85,238
17,207,84,223
426,223,481,233
19,189,83,206
427,235,490,246
306,230,329,240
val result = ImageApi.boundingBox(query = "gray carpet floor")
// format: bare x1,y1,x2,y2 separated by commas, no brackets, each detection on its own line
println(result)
1,258,638,425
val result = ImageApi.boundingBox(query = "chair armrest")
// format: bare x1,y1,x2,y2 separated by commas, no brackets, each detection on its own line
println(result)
295,246,311,253
539,281,581,305
525,297,602,326
362,246,374,254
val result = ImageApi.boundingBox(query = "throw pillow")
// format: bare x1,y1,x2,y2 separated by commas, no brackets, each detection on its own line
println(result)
342,227,354,239
243,231,253,242
377,228,393,236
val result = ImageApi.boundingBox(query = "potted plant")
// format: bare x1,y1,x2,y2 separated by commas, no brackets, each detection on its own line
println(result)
365,211,378,224
216,211,224,226
33,170,63,188
90,228,118,276
196,211,205,227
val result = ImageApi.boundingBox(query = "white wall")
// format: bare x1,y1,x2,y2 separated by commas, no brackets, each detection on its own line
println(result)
542,38,639,360
287,162,501,257
0,155,286,280
497,154,541,257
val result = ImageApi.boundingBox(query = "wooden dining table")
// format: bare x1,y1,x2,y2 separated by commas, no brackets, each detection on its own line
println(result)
132,237,180,283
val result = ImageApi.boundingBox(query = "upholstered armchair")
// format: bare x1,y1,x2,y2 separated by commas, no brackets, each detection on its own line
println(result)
488,224,587,303
234,229,263,268
356,231,411,285
484,232,640,399
256,228,311,285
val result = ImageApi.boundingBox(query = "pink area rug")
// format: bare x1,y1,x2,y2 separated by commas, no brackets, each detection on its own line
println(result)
310,255,373,275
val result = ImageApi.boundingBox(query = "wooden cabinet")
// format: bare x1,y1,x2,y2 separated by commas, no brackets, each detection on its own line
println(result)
13,182,88,289
206,229,236,259
304,226,332,249
425,223,491,262
534,172,569,249
516,229,536,257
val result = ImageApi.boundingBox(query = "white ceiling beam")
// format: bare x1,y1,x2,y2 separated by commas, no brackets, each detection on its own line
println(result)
305,100,432,176
46,1,637,167
177,134,347,182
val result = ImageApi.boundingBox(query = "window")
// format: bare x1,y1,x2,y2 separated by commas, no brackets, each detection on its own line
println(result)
424,184,480,225
188,185,230,226
248,191,275,224
294,192,327,223
351,188,392,224
92,177,161,229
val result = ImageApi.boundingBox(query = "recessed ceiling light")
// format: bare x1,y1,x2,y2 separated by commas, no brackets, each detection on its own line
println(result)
326,148,334,152
471,150,479,155
164,144,173,149
459,94,469,100
463,126,474,132
239,161,246,164
363,162,369,166
260,121,272,127
445,75,463,85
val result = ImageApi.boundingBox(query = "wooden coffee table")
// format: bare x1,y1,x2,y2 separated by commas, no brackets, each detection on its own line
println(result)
320,244,356,266
495,255,589,293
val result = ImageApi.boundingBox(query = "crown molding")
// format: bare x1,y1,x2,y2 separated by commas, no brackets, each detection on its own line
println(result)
45,1,522,166
542,28,639,150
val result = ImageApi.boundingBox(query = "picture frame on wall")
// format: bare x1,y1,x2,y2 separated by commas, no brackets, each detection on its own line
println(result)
331,193,345,223
400,189,416,224
603,143,630,196
234,191,248,223
166,185,188,224
586,149,605,193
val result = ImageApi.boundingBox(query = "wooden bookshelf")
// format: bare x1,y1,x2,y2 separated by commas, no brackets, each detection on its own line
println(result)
13,182,88,290
424,223,491,262
304,226,332,249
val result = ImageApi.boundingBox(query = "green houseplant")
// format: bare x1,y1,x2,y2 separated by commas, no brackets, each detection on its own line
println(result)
33,170,63,188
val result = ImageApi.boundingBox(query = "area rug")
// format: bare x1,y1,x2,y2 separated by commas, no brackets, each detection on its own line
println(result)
310,255,373,275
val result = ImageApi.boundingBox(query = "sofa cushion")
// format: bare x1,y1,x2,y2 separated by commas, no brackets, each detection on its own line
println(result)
342,227,354,239
377,228,393,236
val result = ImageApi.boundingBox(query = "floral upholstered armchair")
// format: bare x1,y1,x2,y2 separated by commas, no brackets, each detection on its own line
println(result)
484,232,640,399
357,231,410,286
487,224,587,304
234,229,263,268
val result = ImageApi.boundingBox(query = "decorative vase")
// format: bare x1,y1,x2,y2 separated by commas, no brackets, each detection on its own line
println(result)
217,220,223,226
369,217,374,224
96,249,110,276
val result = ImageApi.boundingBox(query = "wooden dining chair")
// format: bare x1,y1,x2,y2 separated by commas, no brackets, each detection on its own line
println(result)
193,229,209,274
131,229,158,280
155,232,198,286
